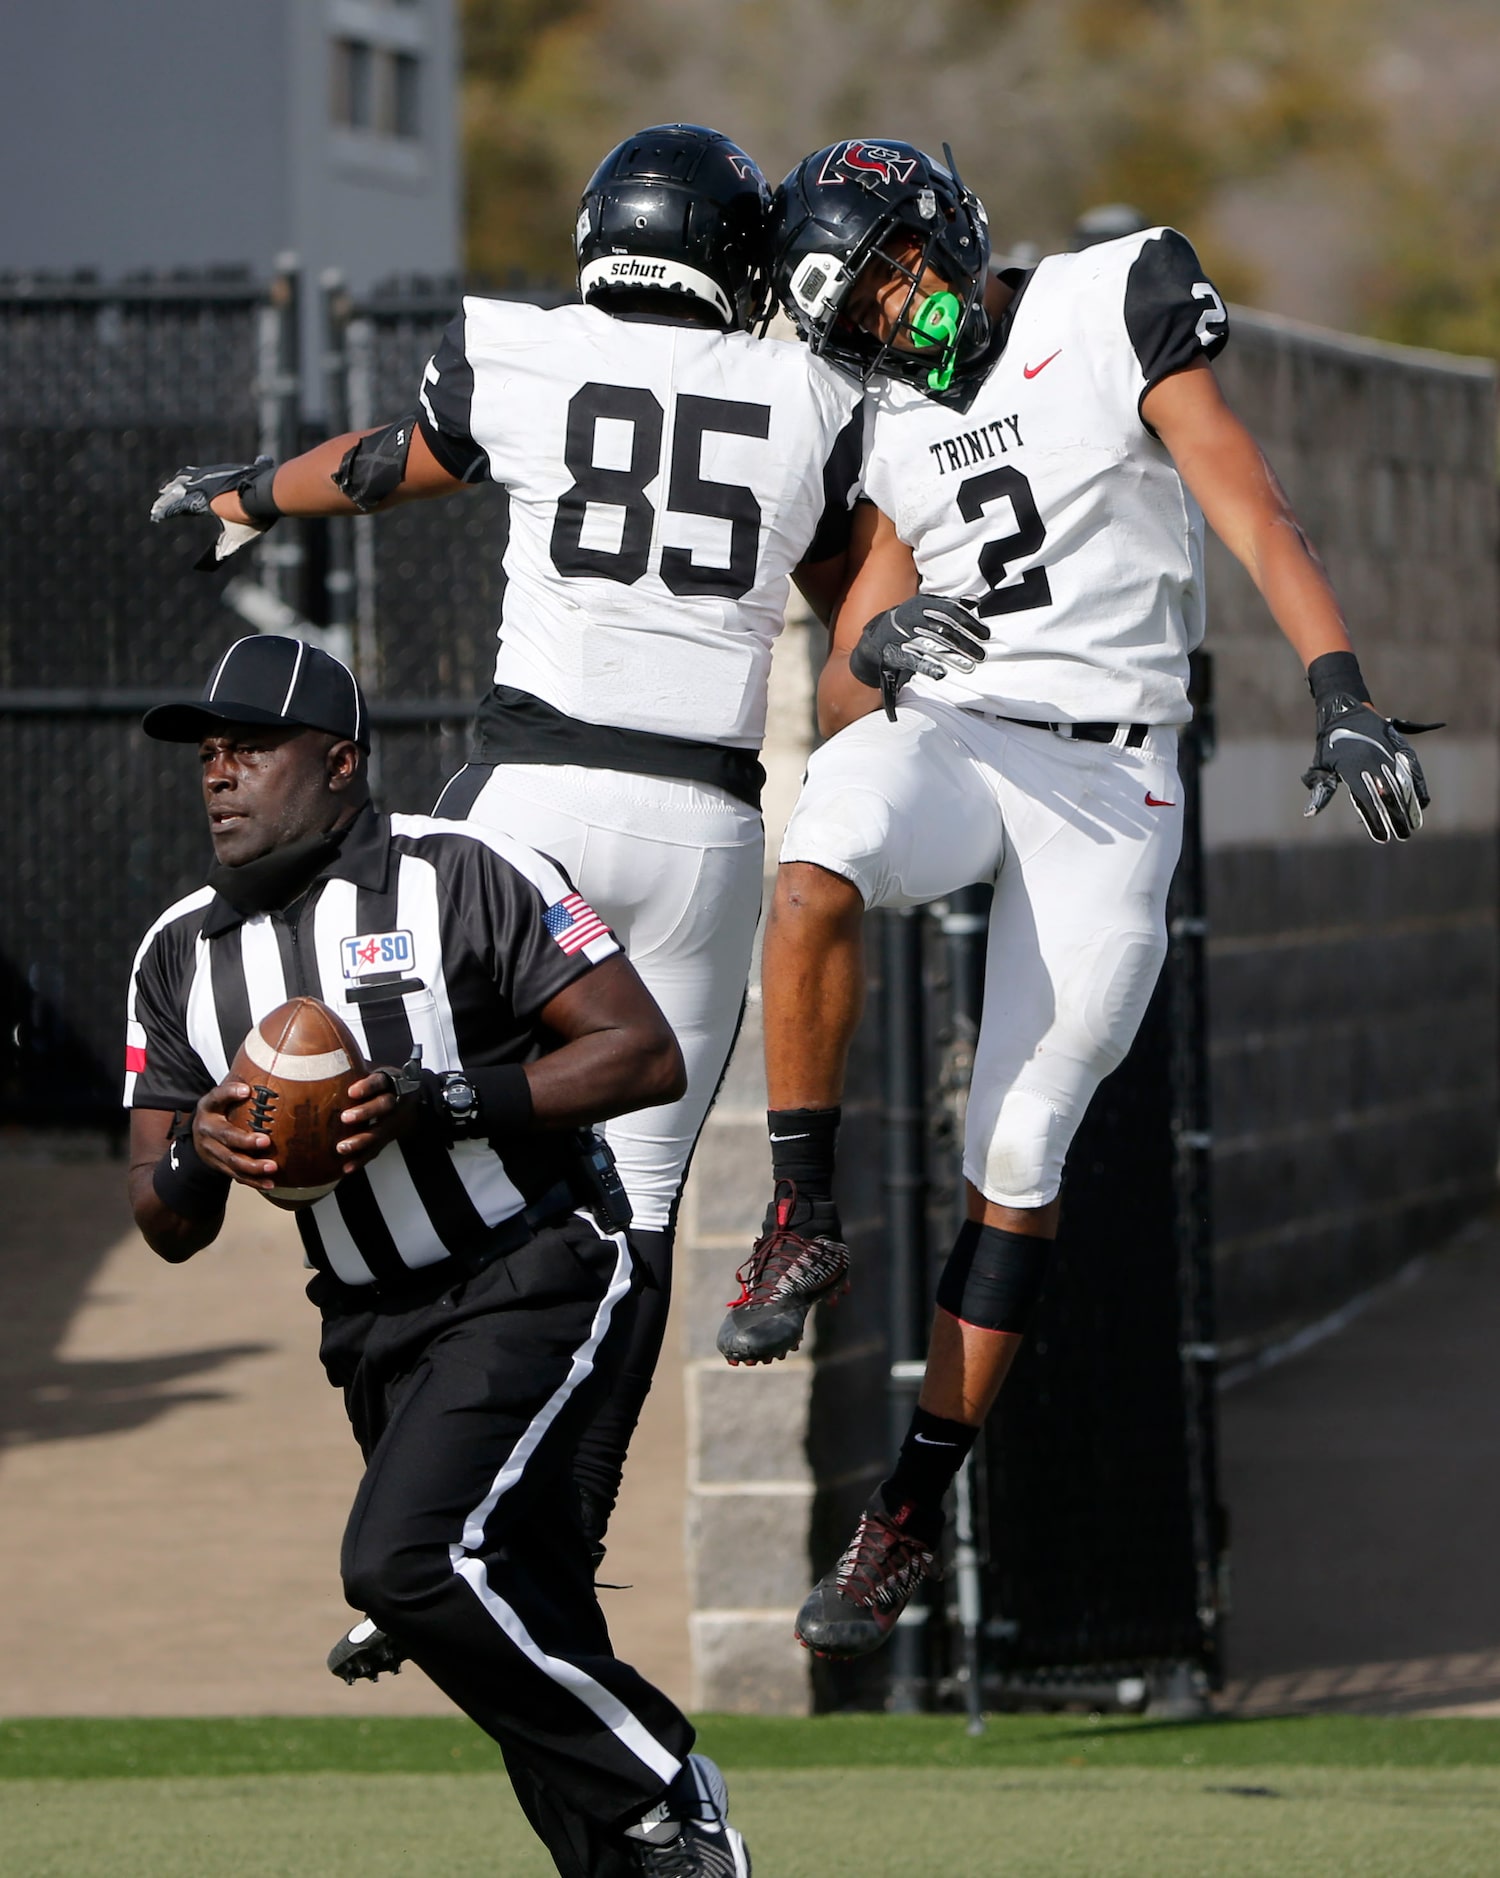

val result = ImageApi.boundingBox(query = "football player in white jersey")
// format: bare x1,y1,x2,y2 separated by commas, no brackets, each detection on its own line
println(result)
151,124,863,1689
712,139,1433,1658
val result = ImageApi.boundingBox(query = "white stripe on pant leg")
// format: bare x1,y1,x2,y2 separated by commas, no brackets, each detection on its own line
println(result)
447,1228,681,1786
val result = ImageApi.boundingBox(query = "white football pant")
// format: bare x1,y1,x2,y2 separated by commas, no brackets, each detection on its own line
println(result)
779,697,1182,1209
445,763,764,1230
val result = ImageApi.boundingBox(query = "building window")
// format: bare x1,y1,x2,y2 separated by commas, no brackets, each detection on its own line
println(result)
331,38,421,140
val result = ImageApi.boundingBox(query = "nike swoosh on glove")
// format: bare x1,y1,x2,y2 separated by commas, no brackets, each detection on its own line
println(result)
848,595,989,722
151,458,278,570
1302,696,1438,842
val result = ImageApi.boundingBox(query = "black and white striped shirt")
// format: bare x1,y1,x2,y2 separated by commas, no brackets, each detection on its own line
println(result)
124,805,619,1288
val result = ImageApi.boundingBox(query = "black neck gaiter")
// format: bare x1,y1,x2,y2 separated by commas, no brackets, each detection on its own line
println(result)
207,822,352,918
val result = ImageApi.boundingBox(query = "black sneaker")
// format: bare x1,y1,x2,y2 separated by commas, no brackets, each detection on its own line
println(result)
624,1753,751,1875
716,1180,849,1366
327,1617,405,1685
794,1500,939,1660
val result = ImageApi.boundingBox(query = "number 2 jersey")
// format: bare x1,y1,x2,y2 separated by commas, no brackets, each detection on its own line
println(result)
859,227,1230,727
417,301,862,804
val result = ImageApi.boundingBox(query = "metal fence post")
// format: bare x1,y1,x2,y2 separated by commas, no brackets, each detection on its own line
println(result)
320,270,358,678
256,253,303,612
937,882,993,1732
883,905,931,1710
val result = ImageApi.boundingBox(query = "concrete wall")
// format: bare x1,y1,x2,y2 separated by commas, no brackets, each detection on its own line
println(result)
1202,311,1499,1354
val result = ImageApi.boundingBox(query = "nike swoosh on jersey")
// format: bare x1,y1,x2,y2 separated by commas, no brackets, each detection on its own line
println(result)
1144,792,1177,807
1023,349,1062,379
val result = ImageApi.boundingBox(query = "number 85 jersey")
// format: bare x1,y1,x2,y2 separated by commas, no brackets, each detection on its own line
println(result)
860,227,1230,728
419,300,861,750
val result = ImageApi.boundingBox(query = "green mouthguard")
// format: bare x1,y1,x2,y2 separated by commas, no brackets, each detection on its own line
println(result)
909,290,962,392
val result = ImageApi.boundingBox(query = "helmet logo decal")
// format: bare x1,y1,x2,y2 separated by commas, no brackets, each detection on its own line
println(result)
820,141,920,186
727,154,757,180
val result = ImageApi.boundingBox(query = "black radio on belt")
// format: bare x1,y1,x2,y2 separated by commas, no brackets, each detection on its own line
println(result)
567,1130,633,1233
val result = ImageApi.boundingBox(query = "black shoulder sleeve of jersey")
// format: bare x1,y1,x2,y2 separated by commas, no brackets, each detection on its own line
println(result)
416,310,491,484
802,404,865,566
431,834,618,1023
1124,229,1230,399
129,924,216,1110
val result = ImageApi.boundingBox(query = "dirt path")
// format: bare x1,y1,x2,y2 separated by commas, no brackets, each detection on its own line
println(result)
0,1157,687,1715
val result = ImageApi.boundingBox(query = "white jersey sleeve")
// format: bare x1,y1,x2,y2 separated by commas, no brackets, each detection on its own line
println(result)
417,301,862,749
858,228,1229,728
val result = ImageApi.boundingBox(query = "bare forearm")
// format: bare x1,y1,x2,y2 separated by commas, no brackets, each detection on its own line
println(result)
127,1164,222,1262
817,651,884,737
524,1029,686,1128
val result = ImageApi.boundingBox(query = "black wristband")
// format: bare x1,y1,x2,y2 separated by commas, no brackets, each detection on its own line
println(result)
471,1064,535,1136
237,460,282,527
1307,651,1368,707
152,1129,232,1221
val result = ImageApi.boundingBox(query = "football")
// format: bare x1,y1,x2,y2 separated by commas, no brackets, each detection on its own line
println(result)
228,997,368,1207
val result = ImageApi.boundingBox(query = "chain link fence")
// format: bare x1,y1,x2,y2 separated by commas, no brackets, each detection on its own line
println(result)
0,268,562,1127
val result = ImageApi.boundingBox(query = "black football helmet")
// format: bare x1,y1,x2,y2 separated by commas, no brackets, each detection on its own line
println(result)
576,124,772,331
770,139,991,398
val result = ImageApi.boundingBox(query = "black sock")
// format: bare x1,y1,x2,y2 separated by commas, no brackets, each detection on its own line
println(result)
767,1106,840,1210
880,1406,979,1532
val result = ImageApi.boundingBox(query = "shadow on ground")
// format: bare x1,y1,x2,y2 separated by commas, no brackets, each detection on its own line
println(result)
0,1150,268,1451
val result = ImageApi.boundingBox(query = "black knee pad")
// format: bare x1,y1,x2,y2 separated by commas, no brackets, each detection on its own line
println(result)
934,1220,1050,1334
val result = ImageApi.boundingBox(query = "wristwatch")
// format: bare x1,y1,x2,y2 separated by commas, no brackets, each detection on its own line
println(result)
436,1071,481,1136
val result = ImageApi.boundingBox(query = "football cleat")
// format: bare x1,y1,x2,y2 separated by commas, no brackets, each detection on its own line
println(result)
794,1499,939,1659
625,1753,751,1876
327,1617,405,1685
716,1180,849,1365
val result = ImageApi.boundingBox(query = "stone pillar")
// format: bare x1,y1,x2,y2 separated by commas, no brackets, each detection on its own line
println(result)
680,612,890,1714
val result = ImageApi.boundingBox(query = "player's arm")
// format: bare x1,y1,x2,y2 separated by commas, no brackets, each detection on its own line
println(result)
153,311,487,563
791,550,849,629
1144,359,1352,671
817,502,988,737
214,422,468,526
1147,359,1433,841
818,503,917,734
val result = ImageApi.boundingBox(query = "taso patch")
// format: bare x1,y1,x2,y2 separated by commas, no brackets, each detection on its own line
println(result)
341,929,416,979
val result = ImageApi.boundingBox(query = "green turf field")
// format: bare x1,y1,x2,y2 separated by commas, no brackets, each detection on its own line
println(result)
4,1716,1500,1876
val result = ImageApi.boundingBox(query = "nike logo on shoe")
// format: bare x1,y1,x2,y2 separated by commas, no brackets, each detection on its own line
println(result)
1023,349,1061,378
1145,793,1177,807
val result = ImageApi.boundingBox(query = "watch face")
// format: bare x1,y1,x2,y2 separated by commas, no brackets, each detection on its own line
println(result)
444,1077,477,1114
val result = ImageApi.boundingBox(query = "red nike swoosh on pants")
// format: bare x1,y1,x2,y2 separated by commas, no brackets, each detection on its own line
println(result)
1145,793,1177,808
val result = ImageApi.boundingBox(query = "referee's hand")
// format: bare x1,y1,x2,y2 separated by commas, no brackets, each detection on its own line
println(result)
193,1081,278,1190
336,1070,420,1175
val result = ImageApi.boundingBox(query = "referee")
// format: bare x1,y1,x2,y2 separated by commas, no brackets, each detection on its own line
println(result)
124,634,752,1878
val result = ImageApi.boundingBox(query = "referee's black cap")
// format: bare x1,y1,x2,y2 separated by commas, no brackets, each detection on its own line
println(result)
143,635,370,749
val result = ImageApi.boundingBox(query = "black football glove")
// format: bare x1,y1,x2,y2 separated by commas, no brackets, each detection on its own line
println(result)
1301,652,1439,843
848,595,990,722
150,457,281,570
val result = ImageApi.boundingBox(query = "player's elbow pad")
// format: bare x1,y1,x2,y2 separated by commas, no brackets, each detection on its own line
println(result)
333,415,419,512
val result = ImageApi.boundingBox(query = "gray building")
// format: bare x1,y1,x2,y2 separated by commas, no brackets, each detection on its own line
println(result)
1,0,460,401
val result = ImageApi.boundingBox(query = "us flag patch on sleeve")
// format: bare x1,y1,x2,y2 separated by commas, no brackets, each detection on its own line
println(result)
544,892,612,956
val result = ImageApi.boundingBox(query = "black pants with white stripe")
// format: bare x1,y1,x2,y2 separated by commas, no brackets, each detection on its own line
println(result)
312,1214,693,1878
